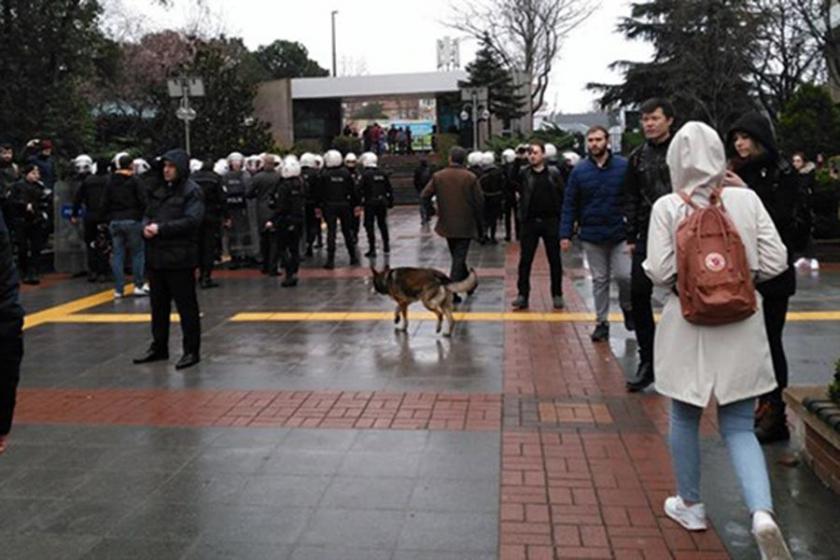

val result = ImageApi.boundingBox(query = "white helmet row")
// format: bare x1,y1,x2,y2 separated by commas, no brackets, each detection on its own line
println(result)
467,151,483,167
544,143,558,161
213,158,229,175
360,152,378,168
300,152,316,168
189,158,203,173
112,151,130,168
227,151,244,163
501,148,516,164
73,154,93,174
132,158,150,176
313,154,324,169
281,155,301,178
245,155,263,173
324,149,343,168
481,151,495,166
344,152,358,166
562,151,581,167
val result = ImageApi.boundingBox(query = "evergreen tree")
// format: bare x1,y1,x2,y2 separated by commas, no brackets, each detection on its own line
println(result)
777,84,840,159
589,0,759,131
460,33,527,135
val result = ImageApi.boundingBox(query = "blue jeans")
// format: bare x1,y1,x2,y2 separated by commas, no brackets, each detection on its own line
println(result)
109,220,145,294
669,398,773,513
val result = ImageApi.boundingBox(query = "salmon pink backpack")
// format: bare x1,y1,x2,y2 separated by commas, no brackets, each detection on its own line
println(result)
675,187,756,325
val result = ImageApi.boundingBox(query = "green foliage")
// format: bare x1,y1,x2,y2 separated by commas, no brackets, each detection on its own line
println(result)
590,0,757,131
777,84,840,160
331,135,362,155
622,130,645,154
253,40,329,80
460,33,526,132
531,124,578,151
433,133,460,157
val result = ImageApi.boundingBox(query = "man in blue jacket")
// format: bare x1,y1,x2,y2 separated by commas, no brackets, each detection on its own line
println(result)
560,126,632,342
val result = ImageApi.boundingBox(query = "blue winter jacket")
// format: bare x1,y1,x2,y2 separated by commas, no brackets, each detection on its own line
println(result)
559,153,628,244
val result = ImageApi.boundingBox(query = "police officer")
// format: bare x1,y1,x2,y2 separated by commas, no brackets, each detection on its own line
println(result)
71,156,110,282
191,160,229,288
317,149,360,269
622,97,676,392
9,164,49,285
359,152,393,257
345,152,361,242
479,151,504,244
500,148,519,242
222,152,252,269
300,153,323,256
248,155,282,275
133,149,204,370
269,155,306,287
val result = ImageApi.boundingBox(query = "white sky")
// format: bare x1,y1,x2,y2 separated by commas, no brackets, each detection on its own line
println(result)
118,0,653,114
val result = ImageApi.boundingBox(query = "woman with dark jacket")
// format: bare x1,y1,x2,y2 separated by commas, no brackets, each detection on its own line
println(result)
791,152,818,270
726,111,805,444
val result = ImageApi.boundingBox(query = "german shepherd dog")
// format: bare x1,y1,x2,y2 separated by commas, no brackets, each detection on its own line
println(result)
371,266,479,336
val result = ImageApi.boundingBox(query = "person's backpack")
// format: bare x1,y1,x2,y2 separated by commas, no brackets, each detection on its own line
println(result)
675,187,756,325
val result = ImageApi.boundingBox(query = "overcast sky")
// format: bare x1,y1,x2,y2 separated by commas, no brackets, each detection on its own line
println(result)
119,0,653,114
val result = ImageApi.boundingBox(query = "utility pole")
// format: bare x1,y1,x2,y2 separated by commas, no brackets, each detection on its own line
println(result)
331,10,338,77
168,77,204,155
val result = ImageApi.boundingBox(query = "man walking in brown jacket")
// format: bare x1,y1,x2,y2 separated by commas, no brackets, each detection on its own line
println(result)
421,146,484,303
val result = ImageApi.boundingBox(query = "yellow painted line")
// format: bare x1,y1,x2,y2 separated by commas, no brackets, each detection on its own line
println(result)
24,289,114,330
49,314,180,323
786,311,840,321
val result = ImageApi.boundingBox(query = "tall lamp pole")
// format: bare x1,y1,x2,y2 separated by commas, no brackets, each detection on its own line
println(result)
331,10,338,77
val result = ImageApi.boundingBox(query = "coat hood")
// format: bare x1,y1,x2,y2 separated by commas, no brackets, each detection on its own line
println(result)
161,149,190,183
799,161,816,175
666,121,726,194
726,111,779,163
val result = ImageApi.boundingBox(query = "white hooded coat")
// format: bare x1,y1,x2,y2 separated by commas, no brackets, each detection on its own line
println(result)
642,122,789,407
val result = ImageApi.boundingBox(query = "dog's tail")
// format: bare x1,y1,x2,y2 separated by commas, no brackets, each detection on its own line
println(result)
445,268,478,294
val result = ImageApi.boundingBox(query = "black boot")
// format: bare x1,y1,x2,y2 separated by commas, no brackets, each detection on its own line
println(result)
755,402,790,444
281,275,298,287
133,346,169,364
323,255,335,270
626,362,654,393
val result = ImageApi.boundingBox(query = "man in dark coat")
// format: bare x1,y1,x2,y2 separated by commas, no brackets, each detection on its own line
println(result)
621,97,675,392
479,153,505,244
248,155,281,275
133,149,204,370
413,158,434,225
0,208,25,454
192,161,229,288
727,111,805,444
420,146,484,303
71,158,110,282
271,157,307,287
8,163,49,284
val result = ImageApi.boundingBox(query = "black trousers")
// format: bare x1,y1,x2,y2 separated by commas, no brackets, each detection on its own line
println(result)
762,295,790,406
516,217,562,298
324,206,356,259
278,223,302,276
149,268,201,356
305,203,322,247
259,230,279,274
484,195,503,240
14,223,44,278
83,220,109,276
630,250,655,365
446,238,471,282
503,198,519,240
0,319,24,436
198,221,221,278
364,205,390,252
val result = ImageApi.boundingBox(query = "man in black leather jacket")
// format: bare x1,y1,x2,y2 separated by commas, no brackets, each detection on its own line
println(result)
621,98,676,392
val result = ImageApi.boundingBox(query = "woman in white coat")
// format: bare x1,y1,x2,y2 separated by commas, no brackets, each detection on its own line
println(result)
643,122,792,560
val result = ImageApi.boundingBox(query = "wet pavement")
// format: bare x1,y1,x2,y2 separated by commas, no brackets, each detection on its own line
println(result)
1,206,838,559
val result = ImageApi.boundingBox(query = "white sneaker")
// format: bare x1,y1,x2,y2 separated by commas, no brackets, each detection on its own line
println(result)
133,286,149,297
794,257,808,268
810,258,819,270
113,291,124,300
664,496,707,531
752,511,792,560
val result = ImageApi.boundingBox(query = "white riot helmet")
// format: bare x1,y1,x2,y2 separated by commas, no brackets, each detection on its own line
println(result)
467,151,482,167
227,151,244,163
362,152,378,168
281,155,302,178
481,151,495,167
562,151,581,167
73,154,93,175
501,148,516,164
272,154,283,168
112,151,130,168
245,155,262,174
324,150,342,168
132,158,150,176
344,152,358,166
213,158,229,175
189,158,203,173
300,152,316,168
313,154,324,169
544,143,558,161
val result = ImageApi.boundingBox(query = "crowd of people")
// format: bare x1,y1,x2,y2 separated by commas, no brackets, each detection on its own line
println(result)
0,94,827,558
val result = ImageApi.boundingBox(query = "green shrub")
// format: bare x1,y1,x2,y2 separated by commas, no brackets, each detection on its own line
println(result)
829,359,840,405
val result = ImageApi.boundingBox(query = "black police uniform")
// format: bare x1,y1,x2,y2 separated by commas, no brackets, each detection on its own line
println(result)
302,166,322,255
222,169,251,266
271,175,306,286
191,167,228,287
479,165,505,243
248,169,281,275
72,171,110,281
316,166,359,268
359,166,393,256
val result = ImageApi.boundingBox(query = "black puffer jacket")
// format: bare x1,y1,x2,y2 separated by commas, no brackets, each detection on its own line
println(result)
72,173,109,223
480,166,505,198
727,111,799,298
104,171,146,222
317,167,358,208
191,168,228,224
0,210,24,329
621,136,673,247
143,149,205,270
517,165,564,223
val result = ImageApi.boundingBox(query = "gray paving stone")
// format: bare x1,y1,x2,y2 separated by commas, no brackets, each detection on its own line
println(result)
22,499,142,536
183,447,273,474
337,451,423,478
149,472,250,505
409,479,499,513
351,430,429,453
262,450,346,476
0,468,92,500
417,452,500,481
289,546,391,560
280,429,359,451
107,502,207,542
81,537,195,560
300,508,406,548
238,474,332,507
199,505,314,545
0,533,99,560
183,539,292,560
320,476,415,510
397,511,497,552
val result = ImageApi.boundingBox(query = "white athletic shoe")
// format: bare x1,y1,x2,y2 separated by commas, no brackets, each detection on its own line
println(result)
664,496,708,531
752,511,792,560
810,258,820,271
133,285,149,297
794,257,808,268
113,291,124,300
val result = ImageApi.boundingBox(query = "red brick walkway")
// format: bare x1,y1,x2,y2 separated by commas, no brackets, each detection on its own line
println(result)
498,243,729,560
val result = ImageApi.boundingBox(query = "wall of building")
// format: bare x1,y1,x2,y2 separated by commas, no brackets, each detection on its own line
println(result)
254,79,294,148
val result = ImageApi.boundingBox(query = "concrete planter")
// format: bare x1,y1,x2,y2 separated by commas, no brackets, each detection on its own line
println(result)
783,386,840,495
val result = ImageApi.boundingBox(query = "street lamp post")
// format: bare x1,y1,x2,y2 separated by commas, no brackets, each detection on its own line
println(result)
331,10,338,77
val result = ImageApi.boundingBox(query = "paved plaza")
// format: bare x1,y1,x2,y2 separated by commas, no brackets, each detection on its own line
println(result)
1,207,838,559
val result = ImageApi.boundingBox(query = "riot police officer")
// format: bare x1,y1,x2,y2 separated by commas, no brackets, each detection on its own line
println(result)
501,148,519,242
359,153,393,257
317,150,359,269
71,156,110,282
300,153,323,256
479,151,505,244
248,155,281,275
222,152,252,269
270,155,307,287
192,160,229,288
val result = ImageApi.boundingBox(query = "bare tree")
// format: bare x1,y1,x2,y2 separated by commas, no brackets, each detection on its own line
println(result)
339,55,369,77
748,0,825,116
447,0,599,112
792,0,840,94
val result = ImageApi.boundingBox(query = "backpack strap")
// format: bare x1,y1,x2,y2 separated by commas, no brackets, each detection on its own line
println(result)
677,189,699,209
